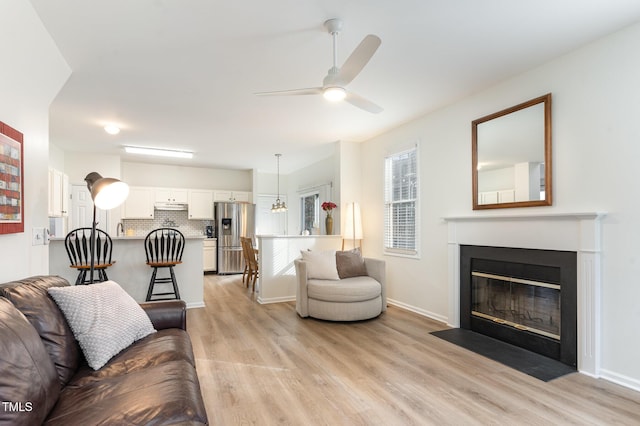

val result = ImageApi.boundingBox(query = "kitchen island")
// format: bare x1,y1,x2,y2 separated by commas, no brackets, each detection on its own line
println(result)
49,235,205,308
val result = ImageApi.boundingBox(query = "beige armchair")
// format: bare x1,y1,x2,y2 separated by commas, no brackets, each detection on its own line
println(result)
295,257,386,321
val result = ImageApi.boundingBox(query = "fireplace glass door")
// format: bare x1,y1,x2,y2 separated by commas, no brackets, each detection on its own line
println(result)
471,272,560,340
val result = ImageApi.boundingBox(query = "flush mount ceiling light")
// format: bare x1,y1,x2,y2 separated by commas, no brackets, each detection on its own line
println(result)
124,146,193,159
103,124,121,135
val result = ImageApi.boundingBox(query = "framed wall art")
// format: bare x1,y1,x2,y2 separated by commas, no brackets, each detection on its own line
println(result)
0,121,24,235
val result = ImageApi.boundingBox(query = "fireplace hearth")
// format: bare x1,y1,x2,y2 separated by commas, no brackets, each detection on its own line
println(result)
460,245,577,367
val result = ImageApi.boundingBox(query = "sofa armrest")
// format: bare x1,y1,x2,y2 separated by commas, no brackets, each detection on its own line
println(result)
294,259,309,317
364,258,387,312
139,300,187,330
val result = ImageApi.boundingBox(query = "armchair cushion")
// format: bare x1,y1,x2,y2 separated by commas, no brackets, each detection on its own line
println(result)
308,276,382,303
48,281,156,370
300,250,340,280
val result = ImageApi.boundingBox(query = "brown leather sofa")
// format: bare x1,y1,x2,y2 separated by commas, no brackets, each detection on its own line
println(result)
0,275,208,425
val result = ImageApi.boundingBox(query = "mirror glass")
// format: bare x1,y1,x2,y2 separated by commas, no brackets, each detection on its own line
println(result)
472,93,552,210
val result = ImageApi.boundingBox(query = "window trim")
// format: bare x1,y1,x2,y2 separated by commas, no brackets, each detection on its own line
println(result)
299,190,320,234
383,145,420,259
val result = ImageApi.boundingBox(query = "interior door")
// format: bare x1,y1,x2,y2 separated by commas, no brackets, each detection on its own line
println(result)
71,184,108,231
256,195,287,235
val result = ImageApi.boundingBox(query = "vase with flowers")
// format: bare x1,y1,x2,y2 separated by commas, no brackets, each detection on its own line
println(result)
321,201,337,235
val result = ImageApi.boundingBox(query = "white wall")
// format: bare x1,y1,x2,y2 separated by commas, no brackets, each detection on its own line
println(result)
122,161,252,190
0,1,70,281
286,152,339,236
360,22,640,388
255,145,340,236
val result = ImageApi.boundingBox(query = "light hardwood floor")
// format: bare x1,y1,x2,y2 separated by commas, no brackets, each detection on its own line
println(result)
187,274,640,425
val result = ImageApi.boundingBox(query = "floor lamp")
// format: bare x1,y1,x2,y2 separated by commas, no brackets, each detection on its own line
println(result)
84,172,129,283
342,201,363,251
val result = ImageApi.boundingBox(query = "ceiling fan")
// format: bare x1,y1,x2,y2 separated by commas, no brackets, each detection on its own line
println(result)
255,18,383,114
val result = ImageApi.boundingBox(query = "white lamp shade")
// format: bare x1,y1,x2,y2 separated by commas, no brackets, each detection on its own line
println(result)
85,172,130,210
93,180,129,209
343,202,363,240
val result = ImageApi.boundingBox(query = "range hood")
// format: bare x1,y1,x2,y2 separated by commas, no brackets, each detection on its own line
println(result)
154,202,188,211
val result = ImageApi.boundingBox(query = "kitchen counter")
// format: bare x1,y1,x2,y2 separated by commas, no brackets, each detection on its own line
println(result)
50,235,207,241
49,236,205,308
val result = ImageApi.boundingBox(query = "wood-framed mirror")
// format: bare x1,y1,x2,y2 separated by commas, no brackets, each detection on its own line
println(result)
472,93,552,210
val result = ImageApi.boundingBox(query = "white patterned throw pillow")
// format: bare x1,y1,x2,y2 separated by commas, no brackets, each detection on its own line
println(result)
300,250,340,280
48,281,156,370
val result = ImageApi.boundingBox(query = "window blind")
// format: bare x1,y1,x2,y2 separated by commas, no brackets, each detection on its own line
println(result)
384,147,418,256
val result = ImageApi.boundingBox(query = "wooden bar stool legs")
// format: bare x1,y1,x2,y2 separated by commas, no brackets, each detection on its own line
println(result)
144,228,185,301
146,265,181,301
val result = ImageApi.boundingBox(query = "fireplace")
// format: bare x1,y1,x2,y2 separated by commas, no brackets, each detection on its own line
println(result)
460,245,577,367
445,212,604,376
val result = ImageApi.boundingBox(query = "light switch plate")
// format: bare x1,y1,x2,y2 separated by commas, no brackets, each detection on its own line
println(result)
32,227,44,245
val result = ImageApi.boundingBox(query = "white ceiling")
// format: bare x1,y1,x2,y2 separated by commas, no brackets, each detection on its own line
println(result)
29,0,640,174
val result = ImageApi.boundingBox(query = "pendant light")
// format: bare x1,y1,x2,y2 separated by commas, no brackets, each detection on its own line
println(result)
271,154,287,212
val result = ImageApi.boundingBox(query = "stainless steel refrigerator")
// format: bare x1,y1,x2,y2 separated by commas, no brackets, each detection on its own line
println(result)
215,202,255,274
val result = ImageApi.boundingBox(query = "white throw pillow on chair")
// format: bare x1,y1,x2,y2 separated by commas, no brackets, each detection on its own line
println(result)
300,250,340,280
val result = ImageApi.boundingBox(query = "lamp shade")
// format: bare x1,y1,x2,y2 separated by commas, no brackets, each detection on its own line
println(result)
343,202,363,240
85,172,130,210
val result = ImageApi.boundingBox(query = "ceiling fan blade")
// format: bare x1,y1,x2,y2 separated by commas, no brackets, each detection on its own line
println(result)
345,91,383,114
337,34,381,85
255,87,322,96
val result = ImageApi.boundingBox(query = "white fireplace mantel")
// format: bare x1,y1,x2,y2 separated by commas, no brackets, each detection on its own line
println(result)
444,211,606,377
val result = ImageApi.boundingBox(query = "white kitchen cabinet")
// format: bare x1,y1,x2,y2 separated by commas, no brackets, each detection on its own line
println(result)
48,168,69,217
122,187,154,219
155,188,188,203
203,239,217,272
188,190,214,219
213,190,251,203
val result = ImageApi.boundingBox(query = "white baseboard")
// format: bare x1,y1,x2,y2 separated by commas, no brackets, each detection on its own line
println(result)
186,301,205,309
387,298,448,324
257,296,296,304
600,369,640,393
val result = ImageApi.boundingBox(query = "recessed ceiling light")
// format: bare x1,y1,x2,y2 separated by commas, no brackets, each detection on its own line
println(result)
124,146,193,159
104,124,121,135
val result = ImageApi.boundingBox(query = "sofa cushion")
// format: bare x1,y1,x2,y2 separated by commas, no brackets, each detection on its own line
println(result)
45,360,208,425
300,250,340,280
0,298,60,425
69,328,196,387
308,276,382,303
48,281,156,370
0,276,81,385
336,248,367,279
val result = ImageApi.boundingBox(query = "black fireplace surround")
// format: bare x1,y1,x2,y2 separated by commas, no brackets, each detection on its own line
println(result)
460,245,577,367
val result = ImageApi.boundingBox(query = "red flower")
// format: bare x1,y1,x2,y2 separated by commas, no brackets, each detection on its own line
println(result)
321,201,337,212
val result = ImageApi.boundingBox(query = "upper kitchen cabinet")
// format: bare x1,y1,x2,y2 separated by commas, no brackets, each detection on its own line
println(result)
213,190,251,203
188,189,214,219
122,186,154,219
48,168,69,217
155,188,188,203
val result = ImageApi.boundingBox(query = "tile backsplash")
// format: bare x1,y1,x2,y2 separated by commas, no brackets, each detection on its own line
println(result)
122,210,212,237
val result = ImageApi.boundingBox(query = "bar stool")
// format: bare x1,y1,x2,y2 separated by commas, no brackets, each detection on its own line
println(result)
144,228,185,301
64,228,115,285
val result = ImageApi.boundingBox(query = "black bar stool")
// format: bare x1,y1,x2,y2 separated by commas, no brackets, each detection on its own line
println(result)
144,228,185,301
64,228,115,285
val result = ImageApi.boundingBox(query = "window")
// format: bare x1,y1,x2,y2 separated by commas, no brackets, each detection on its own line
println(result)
300,192,320,234
384,147,418,257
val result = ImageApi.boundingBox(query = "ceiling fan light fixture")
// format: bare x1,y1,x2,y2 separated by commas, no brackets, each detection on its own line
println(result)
323,86,346,102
